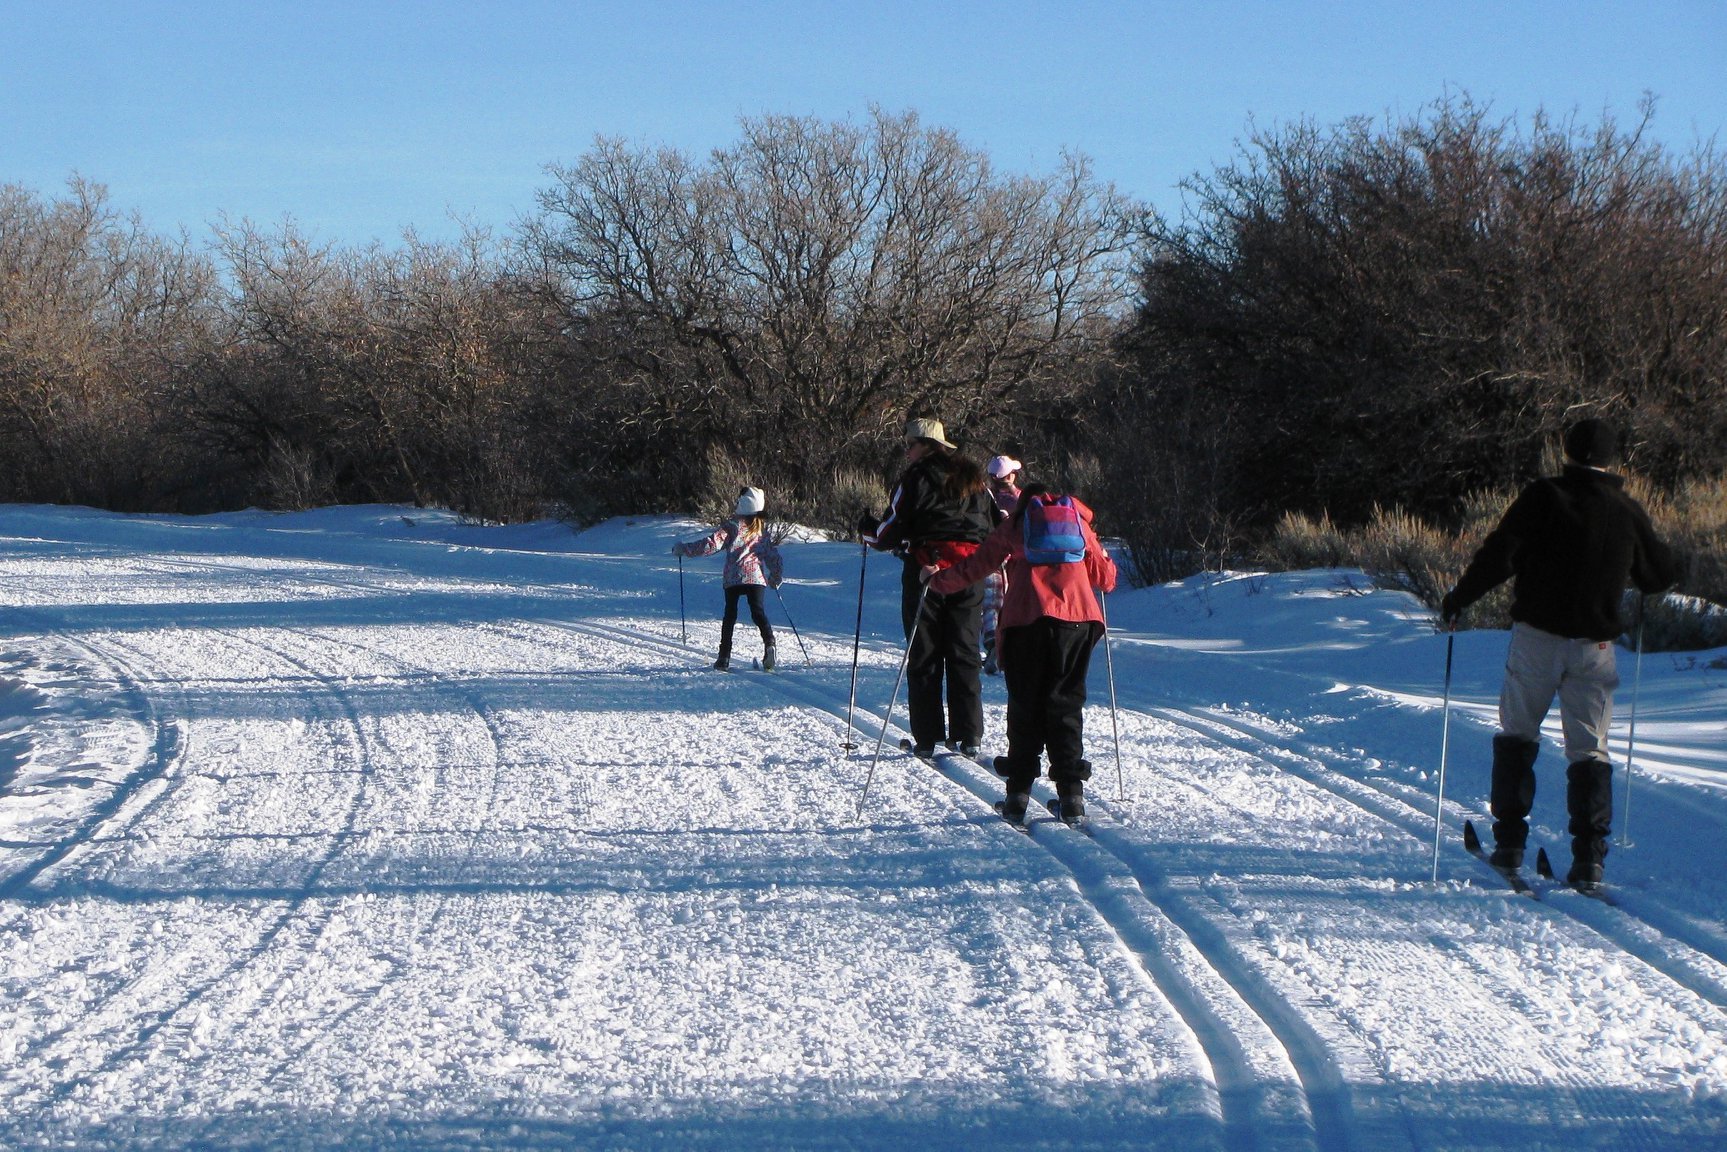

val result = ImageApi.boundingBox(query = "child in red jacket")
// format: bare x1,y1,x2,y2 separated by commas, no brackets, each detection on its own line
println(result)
923,485,1117,823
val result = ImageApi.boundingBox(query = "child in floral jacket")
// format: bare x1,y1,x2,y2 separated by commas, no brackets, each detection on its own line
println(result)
673,487,783,670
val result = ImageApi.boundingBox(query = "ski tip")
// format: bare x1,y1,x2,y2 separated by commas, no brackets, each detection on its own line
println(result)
1536,848,1555,880
1462,820,1481,852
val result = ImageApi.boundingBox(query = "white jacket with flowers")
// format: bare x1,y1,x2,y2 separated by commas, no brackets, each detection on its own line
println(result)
674,520,783,588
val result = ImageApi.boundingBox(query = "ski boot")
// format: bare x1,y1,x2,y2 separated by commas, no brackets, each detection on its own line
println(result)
994,790,1030,825
1047,780,1086,825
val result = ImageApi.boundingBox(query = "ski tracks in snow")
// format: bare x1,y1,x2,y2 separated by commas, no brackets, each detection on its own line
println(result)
3,529,1724,1150
590,612,1727,1151
575,616,1346,1152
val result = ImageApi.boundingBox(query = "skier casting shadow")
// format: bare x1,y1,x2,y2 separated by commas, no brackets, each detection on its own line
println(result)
1441,419,1678,890
859,419,995,757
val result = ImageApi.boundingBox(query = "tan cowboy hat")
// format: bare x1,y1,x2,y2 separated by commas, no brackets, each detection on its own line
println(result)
904,417,957,450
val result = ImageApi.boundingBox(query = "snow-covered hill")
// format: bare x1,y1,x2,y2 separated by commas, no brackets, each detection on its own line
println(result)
2,505,1723,1150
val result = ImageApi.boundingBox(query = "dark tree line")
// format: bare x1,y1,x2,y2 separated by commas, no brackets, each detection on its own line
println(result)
1106,95,1727,574
3,99,1724,603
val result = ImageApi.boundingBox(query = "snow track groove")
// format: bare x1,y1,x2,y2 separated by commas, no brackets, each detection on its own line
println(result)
4,517,1723,1148
571,616,1346,1152
0,625,382,1117
1135,702,1727,1014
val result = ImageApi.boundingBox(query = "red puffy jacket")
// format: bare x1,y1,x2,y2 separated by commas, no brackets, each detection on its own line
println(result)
929,496,1117,628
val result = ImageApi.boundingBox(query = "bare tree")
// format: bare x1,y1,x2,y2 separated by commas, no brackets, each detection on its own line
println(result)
1125,94,1727,536
0,178,217,506
519,108,1138,514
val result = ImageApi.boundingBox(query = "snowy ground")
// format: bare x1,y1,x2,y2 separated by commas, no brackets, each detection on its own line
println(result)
1,504,1724,1151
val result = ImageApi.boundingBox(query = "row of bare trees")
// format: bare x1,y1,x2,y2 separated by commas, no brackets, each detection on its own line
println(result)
0,110,1133,524
3,99,1724,601
520,108,1136,520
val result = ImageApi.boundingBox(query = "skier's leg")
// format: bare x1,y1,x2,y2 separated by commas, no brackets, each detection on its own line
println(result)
999,624,1049,780
1488,734,1539,868
1493,624,1561,860
744,585,775,667
1559,637,1619,883
716,585,744,668
942,582,985,748
901,564,944,751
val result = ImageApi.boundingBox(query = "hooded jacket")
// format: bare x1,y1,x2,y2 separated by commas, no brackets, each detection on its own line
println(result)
1449,465,1678,640
674,520,782,589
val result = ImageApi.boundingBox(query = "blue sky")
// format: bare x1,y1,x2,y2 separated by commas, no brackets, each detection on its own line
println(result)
4,1,1723,246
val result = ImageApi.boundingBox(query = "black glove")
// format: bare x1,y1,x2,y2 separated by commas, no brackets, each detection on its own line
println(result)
1440,591,1462,624
856,512,878,537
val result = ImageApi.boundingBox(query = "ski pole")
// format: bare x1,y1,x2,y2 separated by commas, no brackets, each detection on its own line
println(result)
1620,597,1647,849
1099,590,1126,802
772,585,812,667
856,580,931,820
1430,624,1456,884
677,554,688,645
843,542,868,752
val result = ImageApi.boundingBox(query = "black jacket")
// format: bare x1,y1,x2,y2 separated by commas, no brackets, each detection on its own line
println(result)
1449,465,1679,640
863,454,994,555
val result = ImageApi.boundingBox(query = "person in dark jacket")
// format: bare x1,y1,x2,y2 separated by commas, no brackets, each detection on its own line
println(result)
1441,418,1679,889
859,418,996,756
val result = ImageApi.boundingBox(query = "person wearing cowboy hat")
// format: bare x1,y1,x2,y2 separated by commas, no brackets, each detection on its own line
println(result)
858,418,995,756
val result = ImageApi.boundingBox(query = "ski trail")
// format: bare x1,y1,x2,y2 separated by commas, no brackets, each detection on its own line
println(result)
1086,701,1727,1146
1139,703,1727,1013
0,633,181,898
203,622,512,1099
0,624,381,1116
563,615,1345,1152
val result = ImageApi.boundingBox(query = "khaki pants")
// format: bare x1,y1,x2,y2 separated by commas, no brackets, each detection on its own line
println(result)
1498,623,1619,764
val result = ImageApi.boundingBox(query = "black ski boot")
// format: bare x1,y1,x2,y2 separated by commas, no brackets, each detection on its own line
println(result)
1567,758,1612,890
712,656,730,671
1049,780,1086,825
994,790,1030,824
761,642,777,672
1489,734,1539,870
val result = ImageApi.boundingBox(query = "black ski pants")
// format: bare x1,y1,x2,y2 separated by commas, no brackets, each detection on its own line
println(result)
997,617,1102,791
900,562,984,750
718,584,773,662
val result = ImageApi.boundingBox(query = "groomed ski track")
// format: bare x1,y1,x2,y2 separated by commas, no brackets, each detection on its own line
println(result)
1,513,1723,1150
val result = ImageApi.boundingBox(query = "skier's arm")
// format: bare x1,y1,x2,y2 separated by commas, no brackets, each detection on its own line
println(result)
763,541,784,588
928,522,1012,592
1628,504,1680,596
863,475,917,552
673,524,730,559
1082,521,1118,594
1445,488,1539,616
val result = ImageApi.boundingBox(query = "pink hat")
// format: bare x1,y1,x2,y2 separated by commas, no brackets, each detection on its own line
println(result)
986,455,1022,478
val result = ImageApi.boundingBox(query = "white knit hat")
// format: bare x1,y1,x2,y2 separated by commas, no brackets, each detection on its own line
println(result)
986,455,1022,478
735,487,765,517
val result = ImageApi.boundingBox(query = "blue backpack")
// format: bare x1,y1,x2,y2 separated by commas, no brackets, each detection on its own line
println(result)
1022,494,1086,565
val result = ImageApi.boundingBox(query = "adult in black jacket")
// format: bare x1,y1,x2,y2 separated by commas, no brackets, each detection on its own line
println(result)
860,418,996,755
1442,419,1679,889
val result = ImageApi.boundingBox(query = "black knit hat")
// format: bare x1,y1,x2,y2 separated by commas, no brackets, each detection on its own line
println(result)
1563,419,1619,467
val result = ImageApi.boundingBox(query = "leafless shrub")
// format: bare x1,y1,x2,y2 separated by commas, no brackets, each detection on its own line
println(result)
0,178,219,507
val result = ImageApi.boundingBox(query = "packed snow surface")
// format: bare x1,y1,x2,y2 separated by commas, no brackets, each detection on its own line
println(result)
1,504,1724,1150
